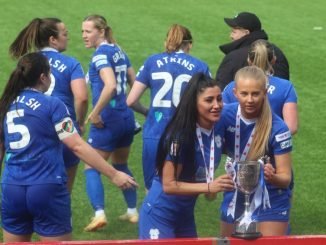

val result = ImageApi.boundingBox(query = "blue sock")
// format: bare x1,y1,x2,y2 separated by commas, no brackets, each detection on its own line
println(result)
84,168,105,211
113,163,137,208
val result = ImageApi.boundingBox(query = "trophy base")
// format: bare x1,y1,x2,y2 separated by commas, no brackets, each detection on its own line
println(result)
232,231,262,240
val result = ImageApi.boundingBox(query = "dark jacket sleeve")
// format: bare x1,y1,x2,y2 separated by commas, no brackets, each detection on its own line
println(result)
272,44,290,80
215,54,237,90
215,48,249,90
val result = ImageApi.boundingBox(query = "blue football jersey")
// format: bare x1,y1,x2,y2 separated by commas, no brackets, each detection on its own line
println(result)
2,89,73,185
136,51,211,139
41,48,85,121
218,103,292,190
222,75,297,119
143,126,223,219
88,43,131,121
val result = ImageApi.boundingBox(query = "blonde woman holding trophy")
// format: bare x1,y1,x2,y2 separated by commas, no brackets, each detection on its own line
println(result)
218,66,293,237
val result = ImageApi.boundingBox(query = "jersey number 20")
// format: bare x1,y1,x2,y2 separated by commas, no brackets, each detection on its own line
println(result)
152,72,191,108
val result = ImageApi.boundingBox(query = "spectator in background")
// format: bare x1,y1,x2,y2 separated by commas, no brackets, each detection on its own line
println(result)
215,12,289,89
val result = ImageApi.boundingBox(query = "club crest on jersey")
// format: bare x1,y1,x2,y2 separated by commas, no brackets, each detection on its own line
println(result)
215,135,222,148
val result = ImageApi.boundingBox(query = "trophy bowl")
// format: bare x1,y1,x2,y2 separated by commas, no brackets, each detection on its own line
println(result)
236,161,261,195
232,160,262,240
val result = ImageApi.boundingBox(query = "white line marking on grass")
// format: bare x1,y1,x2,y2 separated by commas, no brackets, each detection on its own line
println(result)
313,26,323,30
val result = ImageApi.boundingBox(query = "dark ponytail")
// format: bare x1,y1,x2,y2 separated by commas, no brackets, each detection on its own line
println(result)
0,53,50,141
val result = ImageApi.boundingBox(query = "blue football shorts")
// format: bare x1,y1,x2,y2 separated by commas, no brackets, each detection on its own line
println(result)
142,138,160,190
1,183,72,236
221,188,291,223
139,200,197,239
63,144,80,168
87,112,134,152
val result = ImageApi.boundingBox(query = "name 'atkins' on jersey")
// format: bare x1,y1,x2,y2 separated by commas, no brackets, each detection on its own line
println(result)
155,56,195,70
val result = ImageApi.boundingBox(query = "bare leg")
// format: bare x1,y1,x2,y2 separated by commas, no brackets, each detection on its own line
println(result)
220,221,234,237
3,229,32,242
259,221,288,236
39,232,72,241
66,164,78,193
111,147,130,163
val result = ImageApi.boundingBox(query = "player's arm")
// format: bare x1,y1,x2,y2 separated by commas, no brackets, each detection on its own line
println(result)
0,142,4,167
86,67,116,128
55,118,138,189
71,77,88,135
126,80,148,117
282,102,298,135
162,161,234,195
264,152,292,188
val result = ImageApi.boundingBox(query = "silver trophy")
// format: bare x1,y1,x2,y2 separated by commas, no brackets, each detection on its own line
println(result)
232,161,262,239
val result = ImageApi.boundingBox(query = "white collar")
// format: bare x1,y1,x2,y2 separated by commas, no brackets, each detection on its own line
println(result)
240,113,257,125
175,50,185,54
196,123,213,136
40,47,58,52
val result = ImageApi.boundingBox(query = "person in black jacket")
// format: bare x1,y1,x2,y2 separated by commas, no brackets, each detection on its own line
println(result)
215,12,289,89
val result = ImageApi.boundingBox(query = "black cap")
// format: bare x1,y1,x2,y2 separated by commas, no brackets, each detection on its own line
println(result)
224,12,261,32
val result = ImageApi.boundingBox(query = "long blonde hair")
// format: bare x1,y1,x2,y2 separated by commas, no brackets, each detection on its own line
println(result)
235,66,272,160
164,24,192,53
248,39,275,75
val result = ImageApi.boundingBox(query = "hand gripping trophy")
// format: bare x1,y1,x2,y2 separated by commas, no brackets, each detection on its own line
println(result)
232,161,262,239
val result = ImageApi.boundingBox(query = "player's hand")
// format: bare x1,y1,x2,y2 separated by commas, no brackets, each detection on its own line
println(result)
111,171,139,190
85,112,104,128
78,122,86,136
209,174,235,193
264,163,276,182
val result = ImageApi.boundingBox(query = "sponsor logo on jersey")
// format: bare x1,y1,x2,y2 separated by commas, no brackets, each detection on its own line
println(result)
280,139,292,149
93,54,108,67
92,54,107,62
275,131,291,142
95,60,108,67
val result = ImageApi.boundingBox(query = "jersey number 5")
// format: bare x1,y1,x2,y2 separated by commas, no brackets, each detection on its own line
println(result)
6,109,30,149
